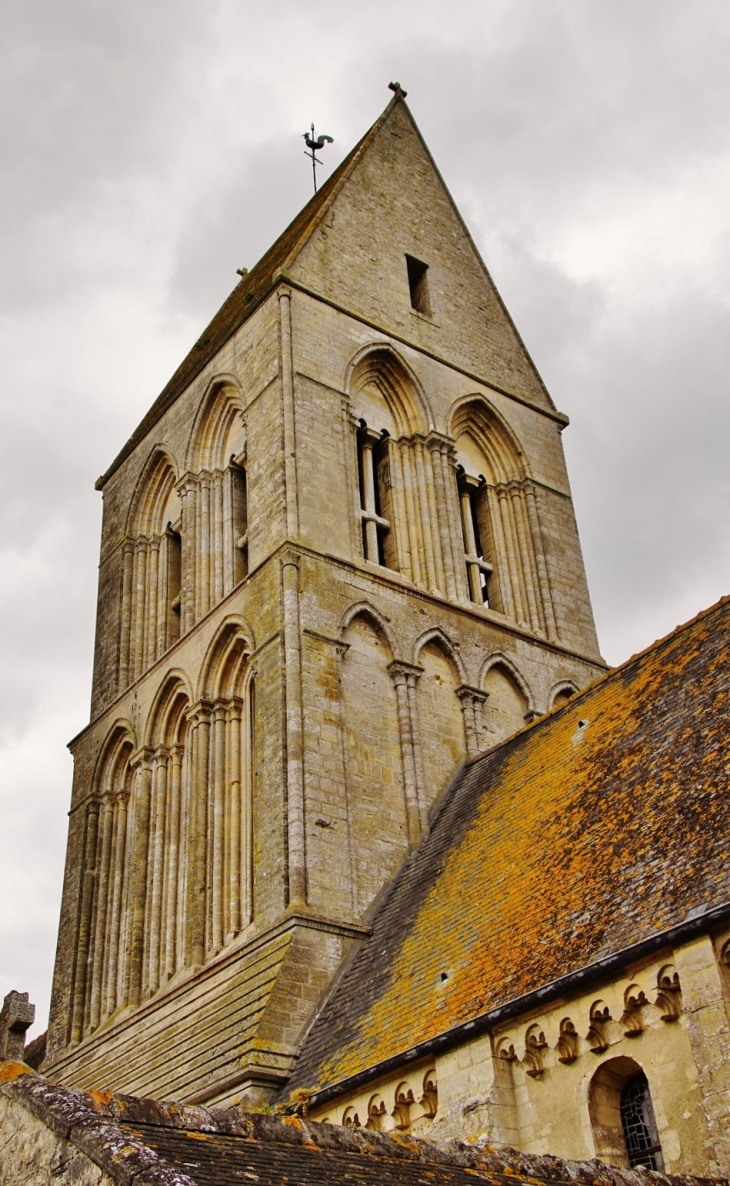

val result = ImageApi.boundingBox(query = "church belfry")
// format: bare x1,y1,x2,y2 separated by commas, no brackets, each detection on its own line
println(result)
46,89,603,1105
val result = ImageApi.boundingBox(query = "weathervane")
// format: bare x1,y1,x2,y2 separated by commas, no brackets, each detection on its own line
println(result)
303,124,333,193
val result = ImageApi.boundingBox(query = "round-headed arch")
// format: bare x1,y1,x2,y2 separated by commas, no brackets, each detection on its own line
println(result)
127,445,180,537
187,375,245,472
448,394,529,485
346,344,433,438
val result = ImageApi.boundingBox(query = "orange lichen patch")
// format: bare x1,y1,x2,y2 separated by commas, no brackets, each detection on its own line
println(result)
88,1088,114,1111
184,1130,211,1141
291,595,730,1092
0,1061,33,1082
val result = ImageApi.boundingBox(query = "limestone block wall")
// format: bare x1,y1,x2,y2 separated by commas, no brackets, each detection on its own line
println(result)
90,295,281,717
288,95,553,411
289,292,601,663
0,1082,116,1186
48,556,288,1065
309,936,730,1179
295,545,603,921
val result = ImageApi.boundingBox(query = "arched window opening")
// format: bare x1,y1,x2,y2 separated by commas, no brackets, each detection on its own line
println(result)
552,687,575,710
450,400,556,638
230,458,248,583
184,382,247,625
165,522,182,646
589,1057,664,1170
121,451,182,688
357,422,397,570
457,469,500,610
620,1073,664,1171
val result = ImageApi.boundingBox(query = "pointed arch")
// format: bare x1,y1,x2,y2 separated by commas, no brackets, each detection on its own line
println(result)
340,600,398,662
73,719,137,1041
145,670,192,747
121,447,183,689
184,377,249,627
548,679,580,711
412,629,467,808
196,617,256,948
127,446,180,537
198,615,255,701
448,394,528,484
411,626,466,681
91,718,136,791
447,398,555,637
346,344,432,437
187,376,245,472
340,604,408,910
479,652,535,716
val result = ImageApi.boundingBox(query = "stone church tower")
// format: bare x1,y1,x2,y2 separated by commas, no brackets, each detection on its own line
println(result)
44,88,603,1106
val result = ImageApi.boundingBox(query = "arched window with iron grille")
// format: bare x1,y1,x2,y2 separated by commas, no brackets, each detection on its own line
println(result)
620,1072,664,1171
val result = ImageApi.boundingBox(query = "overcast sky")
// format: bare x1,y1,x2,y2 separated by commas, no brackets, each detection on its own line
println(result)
2,1,729,1039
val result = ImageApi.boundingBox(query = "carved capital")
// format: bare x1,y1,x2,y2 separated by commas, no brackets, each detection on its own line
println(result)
387,660,423,688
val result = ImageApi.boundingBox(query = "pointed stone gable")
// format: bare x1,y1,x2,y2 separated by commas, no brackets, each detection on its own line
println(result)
287,96,554,412
100,94,556,486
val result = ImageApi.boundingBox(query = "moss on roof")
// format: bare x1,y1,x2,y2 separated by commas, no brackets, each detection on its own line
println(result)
290,595,730,1095
3,1069,722,1186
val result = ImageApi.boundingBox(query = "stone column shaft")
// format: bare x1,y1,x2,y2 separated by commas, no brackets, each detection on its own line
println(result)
282,552,306,906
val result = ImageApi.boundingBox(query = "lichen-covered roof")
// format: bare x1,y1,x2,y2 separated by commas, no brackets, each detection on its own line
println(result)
97,100,395,488
289,595,730,1095
1,1066,722,1186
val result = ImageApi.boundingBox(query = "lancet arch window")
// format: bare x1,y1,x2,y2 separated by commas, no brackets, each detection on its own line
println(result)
347,348,462,598
183,380,248,630
450,398,556,640
69,726,137,1041
197,624,256,954
120,449,182,689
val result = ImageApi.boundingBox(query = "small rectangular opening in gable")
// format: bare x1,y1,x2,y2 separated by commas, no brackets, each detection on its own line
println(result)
406,255,431,316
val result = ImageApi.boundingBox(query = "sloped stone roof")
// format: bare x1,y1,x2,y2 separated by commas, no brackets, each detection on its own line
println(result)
1,1064,724,1186
288,595,730,1098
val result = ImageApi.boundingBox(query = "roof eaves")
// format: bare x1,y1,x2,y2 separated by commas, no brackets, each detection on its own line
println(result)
301,898,730,1109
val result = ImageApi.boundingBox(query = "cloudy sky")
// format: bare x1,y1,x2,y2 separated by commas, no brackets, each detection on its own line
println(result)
2,1,729,1038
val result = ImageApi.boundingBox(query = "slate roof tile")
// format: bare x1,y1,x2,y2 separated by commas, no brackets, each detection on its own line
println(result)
3,1069,724,1186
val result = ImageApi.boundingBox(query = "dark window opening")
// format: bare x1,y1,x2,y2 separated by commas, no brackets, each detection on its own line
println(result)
406,254,431,316
231,460,248,582
457,471,501,611
166,524,182,645
620,1073,664,1171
